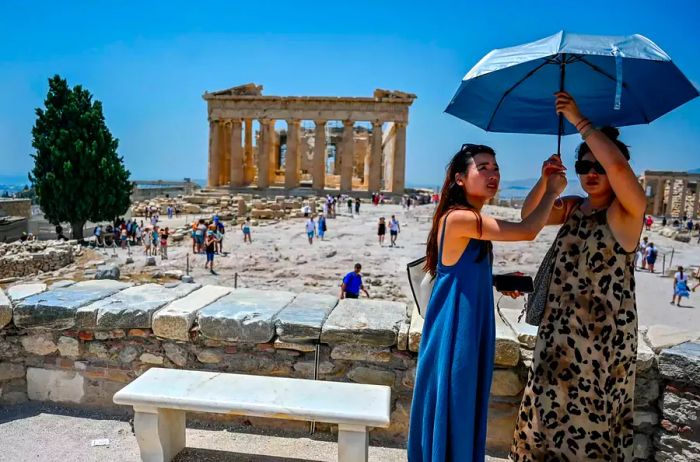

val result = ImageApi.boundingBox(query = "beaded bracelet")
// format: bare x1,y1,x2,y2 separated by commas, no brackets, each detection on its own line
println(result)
575,118,590,130
581,125,597,141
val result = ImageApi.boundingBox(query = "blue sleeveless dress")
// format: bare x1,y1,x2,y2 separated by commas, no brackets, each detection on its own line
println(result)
408,215,495,461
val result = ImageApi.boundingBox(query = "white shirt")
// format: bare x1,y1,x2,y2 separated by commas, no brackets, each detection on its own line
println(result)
305,220,315,233
389,219,400,232
675,272,688,283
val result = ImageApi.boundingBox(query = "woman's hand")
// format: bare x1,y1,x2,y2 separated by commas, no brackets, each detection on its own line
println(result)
555,91,585,126
499,272,525,299
545,170,567,195
541,154,566,179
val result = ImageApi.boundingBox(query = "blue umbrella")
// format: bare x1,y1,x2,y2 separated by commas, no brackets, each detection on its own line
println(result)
446,31,699,154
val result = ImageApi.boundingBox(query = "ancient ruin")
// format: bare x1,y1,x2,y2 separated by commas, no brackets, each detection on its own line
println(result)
640,170,700,218
203,84,416,195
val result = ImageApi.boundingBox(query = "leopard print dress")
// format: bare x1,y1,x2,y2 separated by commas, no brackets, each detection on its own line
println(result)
510,207,637,461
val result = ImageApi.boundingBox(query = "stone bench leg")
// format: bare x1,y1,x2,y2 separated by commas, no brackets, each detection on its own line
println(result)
337,424,368,462
133,406,186,462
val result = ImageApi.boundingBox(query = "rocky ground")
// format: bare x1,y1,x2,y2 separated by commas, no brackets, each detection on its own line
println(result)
10,201,700,334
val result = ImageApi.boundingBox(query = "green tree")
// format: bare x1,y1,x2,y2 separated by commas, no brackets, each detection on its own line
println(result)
30,75,131,240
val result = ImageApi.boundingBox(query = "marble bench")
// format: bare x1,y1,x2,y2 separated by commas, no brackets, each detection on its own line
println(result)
113,367,392,462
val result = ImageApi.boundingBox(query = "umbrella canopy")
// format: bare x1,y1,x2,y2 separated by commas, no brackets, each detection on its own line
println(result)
446,31,699,135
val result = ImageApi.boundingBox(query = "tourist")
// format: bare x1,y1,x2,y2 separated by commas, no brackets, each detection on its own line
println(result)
215,218,225,253
662,216,668,227
671,265,690,306
196,219,207,253
645,215,653,231
305,215,316,245
354,197,361,215
143,228,151,255
339,263,370,299
55,225,67,241
637,236,649,270
511,92,646,460
151,226,159,256
377,217,386,246
134,222,141,246
317,213,327,240
241,217,252,244
389,215,400,247
120,226,128,249
167,205,174,220
687,218,694,233
302,204,311,218
191,220,198,253
646,242,658,273
347,197,353,215
408,143,566,462
94,224,103,246
160,227,169,259
204,225,218,275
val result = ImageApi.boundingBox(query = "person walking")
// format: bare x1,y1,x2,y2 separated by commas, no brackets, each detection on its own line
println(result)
637,236,649,270
204,225,218,275
645,215,653,231
159,227,169,259
216,219,225,253
646,242,658,273
377,217,386,246
318,213,327,240
241,217,252,244
389,215,400,247
305,216,316,245
511,92,646,461
409,143,566,462
339,263,370,299
151,226,159,256
354,197,361,215
671,265,690,306
347,197,353,215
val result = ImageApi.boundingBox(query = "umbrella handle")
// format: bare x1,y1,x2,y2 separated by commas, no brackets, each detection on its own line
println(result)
556,53,567,157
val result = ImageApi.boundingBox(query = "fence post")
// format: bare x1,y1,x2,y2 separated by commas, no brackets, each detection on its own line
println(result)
186,253,190,276
234,272,238,289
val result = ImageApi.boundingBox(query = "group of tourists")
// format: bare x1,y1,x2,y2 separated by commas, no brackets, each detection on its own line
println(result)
636,236,659,272
303,213,328,244
409,92,647,461
189,217,226,274
377,215,400,246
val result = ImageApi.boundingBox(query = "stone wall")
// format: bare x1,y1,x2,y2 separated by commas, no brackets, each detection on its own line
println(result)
1,281,698,459
0,198,32,219
0,240,76,280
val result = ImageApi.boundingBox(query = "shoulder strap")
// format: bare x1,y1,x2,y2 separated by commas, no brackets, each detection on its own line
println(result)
438,209,454,258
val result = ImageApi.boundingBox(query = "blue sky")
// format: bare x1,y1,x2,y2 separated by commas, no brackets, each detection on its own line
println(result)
1,0,698,186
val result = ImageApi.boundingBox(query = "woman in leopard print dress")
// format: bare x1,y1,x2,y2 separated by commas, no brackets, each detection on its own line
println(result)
510,92,646,461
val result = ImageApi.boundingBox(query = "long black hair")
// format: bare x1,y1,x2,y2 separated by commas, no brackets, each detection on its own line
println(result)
424,144,494,276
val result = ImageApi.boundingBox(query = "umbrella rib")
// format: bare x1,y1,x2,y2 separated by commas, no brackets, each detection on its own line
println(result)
485,60,551,131
578,57,651,123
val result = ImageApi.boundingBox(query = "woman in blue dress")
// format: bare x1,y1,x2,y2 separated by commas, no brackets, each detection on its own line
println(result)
408,144,567,461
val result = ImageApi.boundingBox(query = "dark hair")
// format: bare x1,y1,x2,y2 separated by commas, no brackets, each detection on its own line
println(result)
354,263,362,270
577,126,630,161
424,144,495,276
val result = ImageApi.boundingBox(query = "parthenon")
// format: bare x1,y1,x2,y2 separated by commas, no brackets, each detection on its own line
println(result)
203,83,416,194
640,170,700,218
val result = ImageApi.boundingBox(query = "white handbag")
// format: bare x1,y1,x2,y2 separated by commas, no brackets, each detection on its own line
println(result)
406,256,435,317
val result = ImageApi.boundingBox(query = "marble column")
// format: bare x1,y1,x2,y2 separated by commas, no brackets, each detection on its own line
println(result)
369,121,383,193
665,178,675,217
285,119,301,189
313,120,327,190
340,120,355,192
392,122,407,194
229,119,244,187
244,119,254,185
207,120,221,187
257,119,270,189
221,122,231,186
653,178,664,216
680,179,689,218
693,182,700,219
268,121,278,185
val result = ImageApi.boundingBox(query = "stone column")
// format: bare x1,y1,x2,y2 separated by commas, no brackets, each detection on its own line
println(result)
221,122,231,186
369,121,383,193
693,182,700,219
653,178,664,216
257,119,270,189
680,179,689,218
665,178,675,217
207,120,221,187
313,120,327,190
268,121,278,185
392,122,407,194
340,120,354,192
243,119,254,185
229,119,244,188
285,119,301,189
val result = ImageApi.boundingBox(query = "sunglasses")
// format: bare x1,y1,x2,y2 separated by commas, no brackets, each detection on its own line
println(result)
460,143,493,155
574,160,606,175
